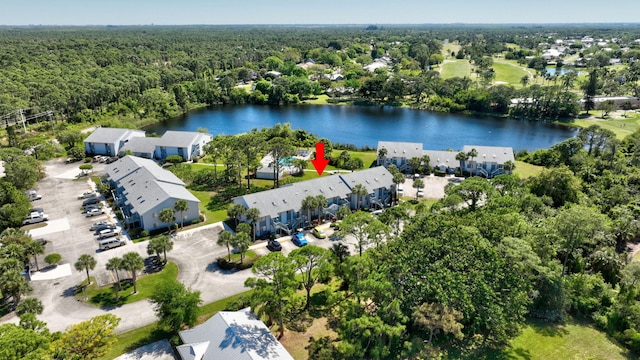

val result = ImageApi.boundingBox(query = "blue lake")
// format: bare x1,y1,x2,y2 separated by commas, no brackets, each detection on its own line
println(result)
145,104,578,151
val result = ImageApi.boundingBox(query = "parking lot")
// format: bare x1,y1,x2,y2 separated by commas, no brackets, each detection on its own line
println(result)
23,159,132,285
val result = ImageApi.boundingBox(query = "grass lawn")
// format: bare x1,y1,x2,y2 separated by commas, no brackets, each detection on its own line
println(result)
492,60,530,88
303,94,331,105
329,149,377,169
573,111,640,139
189,189,229,224
514,161,543,179
442,42,462,56
500,319,633,360
77,262,178,307
440,60,471,79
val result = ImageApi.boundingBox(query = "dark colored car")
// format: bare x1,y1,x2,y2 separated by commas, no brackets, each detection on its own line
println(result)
93,224,117,234
105,156,119,164
291,232,308,247
266,240,282,251
82,197,100,206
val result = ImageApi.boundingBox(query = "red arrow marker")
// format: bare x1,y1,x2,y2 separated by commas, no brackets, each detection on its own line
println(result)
310,142,330,176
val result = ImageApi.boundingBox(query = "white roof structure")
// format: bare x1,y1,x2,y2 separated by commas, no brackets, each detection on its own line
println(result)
462,145,514,164
84,127,145,145
234,167,393,218
377,141,424,160
177,308,293,360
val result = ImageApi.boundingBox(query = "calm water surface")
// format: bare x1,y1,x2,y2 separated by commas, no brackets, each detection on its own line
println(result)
145,104,577,151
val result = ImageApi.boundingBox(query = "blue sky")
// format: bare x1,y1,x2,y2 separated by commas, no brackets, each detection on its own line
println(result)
1,0,639,25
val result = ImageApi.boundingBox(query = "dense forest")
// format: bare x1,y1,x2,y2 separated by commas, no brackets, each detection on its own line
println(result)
2,25,640,358
1,24,640,129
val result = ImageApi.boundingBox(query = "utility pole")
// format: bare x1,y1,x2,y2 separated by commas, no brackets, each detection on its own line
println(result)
19,109,27,133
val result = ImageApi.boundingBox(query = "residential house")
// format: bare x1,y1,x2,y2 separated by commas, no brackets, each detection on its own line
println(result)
233,167,394,236
153,131,212,161
84,128,146,156
377,141,424,172
104,156,200,231
119,131,212,161
176,307,293,360
460,145,514,178
377,141,514,178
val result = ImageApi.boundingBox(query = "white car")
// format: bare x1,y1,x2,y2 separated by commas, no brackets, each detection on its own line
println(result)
78,190,96,199
417,188,424,197
85,208,105,217
23,212,48,225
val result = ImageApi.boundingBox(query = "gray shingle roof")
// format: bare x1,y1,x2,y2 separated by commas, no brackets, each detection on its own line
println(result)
155,131,211,148
121,168,198,215
423,150,459,168
178,308,293,360
462,145,514,164
106,156,183,185
84,128,144,144
234,167,393,218
120,136,159,155
377,141,424,160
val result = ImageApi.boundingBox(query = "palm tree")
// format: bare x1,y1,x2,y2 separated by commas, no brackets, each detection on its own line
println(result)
315,195,328,222
106,257,123,294
0,270,32,306
24,241,44,271
301,196,317,226
503,160,515,174
74,254,97,285
520,75,529,88
245,208,261,242
378,147,388,166
467,148,478,176
232,232,251,264
174,200,189,228
158,208,176,234
15,297,43,316
413,178,425,200
408,157,422,173
421,154,431,174
121,252,144,294
228,203,246,228
217,231,234,261
455,151,469,175
147,235,174,263
351,184,368,210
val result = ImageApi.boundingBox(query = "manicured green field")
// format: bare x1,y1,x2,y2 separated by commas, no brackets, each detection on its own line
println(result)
78,262,178,307
492,60,530,88
440,60,472,79
514,161,543,179
502,320,631,360
573,111,640,139
190,189,229,224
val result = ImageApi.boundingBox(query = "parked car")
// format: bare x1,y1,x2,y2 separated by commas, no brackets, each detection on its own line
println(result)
97,229,118,239
397,185,403,195
25,190,42,201
86,208,105,217
312,227,327,239
83,204,100,212
266,240,282,251
23,212,48,225
417,188,424,197
105,156,118,164
90,221,109,230
78,190,96,199
30,208,44,215
82,197,101,206
98,237,126,250
292,232,308,247
93,224,116,234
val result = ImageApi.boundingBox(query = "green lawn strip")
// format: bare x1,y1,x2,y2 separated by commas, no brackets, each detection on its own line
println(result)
502,319,632,360
188,163,226,172
442,43,462,56
514,161,543,179
440,60,471,79
328,149,378,168
492,60,530,88
303,94,330,105
573,112,640,139
77,262,178,307
189,189,229,224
